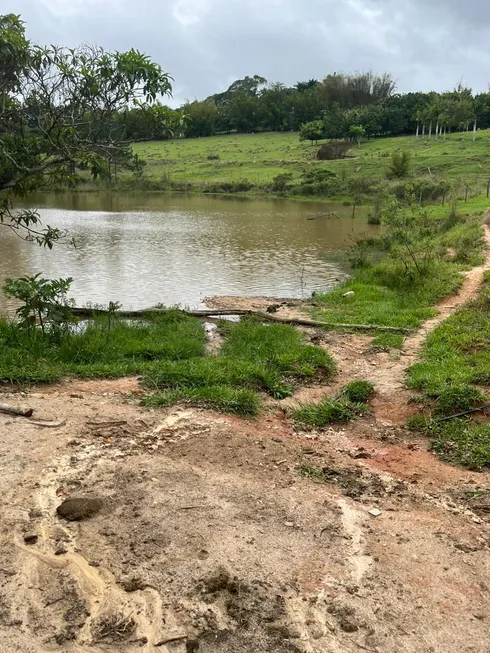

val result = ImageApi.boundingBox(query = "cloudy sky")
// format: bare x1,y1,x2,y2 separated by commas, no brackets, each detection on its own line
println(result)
11,0,490,105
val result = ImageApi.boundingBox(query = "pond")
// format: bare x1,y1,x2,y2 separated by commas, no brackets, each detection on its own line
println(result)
0,192,378,313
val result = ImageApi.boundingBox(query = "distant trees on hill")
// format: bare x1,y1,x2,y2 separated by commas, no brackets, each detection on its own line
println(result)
116,71,490,142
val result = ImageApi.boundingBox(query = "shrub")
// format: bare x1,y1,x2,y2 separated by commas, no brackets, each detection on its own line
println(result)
271,173,294,193
386,150,411,179
317,141,351,161
391,178,452,202
3,274,75,335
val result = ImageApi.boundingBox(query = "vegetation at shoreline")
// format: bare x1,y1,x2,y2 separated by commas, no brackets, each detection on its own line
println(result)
0,312,335,416
310,204,485,329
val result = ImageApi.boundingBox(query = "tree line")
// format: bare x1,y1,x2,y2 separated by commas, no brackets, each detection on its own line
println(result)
118,72,490,142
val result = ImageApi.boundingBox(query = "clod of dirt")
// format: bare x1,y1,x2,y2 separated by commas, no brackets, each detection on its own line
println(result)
56,497,104,521
200,567,232,594
120,576,147,592
23,534,38,545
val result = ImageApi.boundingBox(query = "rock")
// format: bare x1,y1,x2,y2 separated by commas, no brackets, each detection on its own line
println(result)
368,508,382,518
339,617,359,633
23,534,38,545
55,547,67,556
342,291,355,298
56,497,104,521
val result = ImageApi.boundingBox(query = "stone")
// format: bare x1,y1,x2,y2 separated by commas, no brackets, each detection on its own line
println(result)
23,534,38,545
368,508,382,518
56,497,104,521
342,291,355,298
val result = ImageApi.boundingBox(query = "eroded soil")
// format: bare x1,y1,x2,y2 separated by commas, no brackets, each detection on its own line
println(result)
1,229,490,653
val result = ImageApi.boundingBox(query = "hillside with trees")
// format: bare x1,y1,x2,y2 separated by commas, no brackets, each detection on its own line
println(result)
118,71,490,143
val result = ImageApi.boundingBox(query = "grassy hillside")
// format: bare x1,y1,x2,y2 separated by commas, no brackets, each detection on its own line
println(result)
130,130,490,199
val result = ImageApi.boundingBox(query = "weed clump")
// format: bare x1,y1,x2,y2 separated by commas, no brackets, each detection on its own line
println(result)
292,380,374,428
341,380,375,403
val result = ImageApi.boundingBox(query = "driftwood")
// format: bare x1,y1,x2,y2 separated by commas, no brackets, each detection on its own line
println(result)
70,307,414,334
0,403,34,418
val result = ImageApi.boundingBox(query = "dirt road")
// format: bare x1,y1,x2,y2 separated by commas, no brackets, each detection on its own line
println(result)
1,230,490,653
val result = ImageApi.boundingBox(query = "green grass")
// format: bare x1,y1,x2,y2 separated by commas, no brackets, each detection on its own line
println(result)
408,278,490,395
125,130,490,201
291,380,373,428
0,310,205,383
406,276,490,468
0,312,335,417
341,380,375,403
370,332,405,349
143,317,336,405
142,386,260,417
311,260,464,329
311,210,485,329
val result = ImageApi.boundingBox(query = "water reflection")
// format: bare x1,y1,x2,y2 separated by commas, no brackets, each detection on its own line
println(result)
0,192,378,313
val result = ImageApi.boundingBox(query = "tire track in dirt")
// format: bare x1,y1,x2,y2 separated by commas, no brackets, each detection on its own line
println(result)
13,453,168,652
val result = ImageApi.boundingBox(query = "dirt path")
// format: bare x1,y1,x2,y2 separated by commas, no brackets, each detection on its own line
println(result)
1,229,490,653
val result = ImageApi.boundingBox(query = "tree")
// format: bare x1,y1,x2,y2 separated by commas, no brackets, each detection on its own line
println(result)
349,124,366,147
386,151,411,179
299,120,324,144
0,13,172,247
318,71,395,109
183,99,218,137
295,79,319,93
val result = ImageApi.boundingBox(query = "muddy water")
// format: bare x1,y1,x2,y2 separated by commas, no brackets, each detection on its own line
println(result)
0,192,377,312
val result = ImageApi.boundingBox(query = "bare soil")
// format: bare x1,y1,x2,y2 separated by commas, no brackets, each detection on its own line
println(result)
1,230,490,653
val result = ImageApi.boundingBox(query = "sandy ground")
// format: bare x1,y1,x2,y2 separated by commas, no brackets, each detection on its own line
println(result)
1,229,490,653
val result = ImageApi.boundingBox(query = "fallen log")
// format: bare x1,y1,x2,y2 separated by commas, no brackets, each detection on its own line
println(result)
0,403,34,418
70,307,414,334
256,312,414,333
71,307,252,318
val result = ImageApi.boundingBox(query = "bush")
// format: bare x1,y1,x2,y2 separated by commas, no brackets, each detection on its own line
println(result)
207,153,220,160
317,141,351,161
271,173,294,193
293,168,343,197
386,151,411,179
391,178,452,202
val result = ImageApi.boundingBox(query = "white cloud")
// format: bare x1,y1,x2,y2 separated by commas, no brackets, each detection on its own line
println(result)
13,0,490,102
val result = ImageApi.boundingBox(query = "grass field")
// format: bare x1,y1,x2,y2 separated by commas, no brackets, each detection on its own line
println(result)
129,130,490,199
